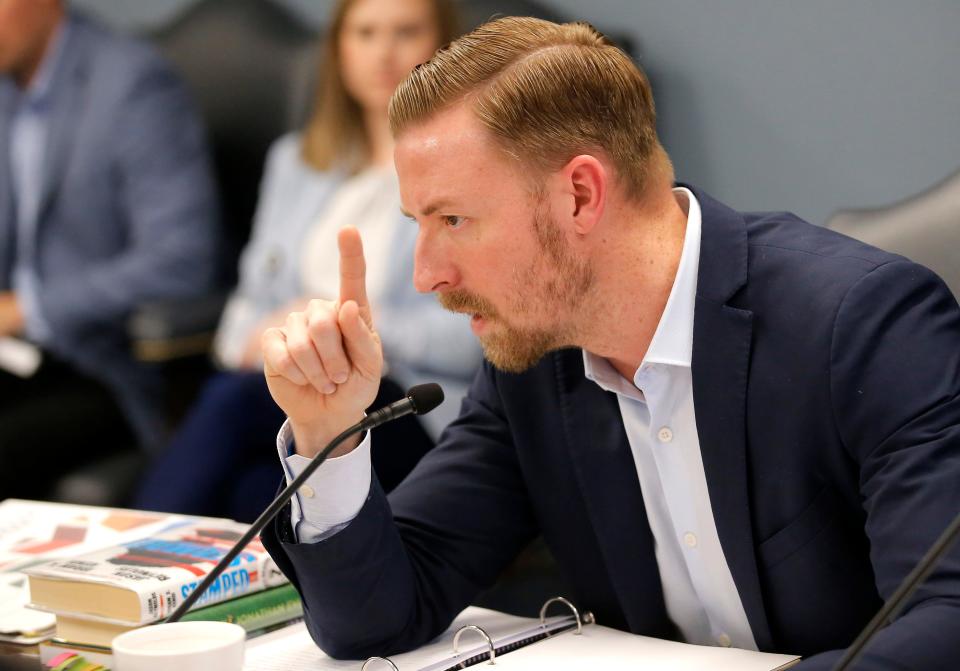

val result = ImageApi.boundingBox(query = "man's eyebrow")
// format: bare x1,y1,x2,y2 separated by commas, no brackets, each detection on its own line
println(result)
400,200,456,220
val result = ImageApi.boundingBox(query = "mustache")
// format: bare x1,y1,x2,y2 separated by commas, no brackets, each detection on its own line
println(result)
437,290,500,319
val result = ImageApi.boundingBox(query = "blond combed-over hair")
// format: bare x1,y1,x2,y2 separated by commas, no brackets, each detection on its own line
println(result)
389,16,671,201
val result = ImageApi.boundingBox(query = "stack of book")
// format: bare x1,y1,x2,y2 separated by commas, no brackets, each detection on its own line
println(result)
21,518,303,666
1,499,197,657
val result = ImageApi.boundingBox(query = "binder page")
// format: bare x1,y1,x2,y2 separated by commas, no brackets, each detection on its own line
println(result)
243,607,541,670
490,623,800,671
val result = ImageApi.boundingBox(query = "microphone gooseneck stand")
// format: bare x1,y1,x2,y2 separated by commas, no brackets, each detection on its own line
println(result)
165,383,444,623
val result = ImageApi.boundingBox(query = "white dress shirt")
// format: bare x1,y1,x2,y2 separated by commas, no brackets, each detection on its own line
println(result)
582,188,756,649
276,420,373,543
276,188,756,649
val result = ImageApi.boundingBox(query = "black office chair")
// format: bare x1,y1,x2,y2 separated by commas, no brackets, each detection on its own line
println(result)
130,0,318,365
151,0,318,277
461,0,634,54
828,168,960,300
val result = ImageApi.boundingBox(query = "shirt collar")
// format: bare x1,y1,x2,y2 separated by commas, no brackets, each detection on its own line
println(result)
583,187,703,389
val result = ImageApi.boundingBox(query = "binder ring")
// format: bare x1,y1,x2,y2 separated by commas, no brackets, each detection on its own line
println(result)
453,624,496,664
361,657,399,671
539,596,586,635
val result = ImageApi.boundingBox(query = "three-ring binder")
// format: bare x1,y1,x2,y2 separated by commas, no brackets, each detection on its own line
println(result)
539,595,593,634
362,657,400,671
363,595,594,670
452,624,495,665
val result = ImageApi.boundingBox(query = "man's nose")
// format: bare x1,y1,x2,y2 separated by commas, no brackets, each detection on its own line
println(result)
413,230,457,294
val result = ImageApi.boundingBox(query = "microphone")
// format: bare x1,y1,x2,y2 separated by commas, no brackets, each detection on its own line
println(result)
360,382,444,431
165,383,444,623
832,507,960,670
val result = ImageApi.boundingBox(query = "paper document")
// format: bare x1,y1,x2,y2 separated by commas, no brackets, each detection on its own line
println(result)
243,606,799,670
0,573,55,644
490,623,799,670
244,608,541,670
0,499,191,574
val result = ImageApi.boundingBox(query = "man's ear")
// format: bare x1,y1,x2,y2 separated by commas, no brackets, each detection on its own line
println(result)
559,155,606,235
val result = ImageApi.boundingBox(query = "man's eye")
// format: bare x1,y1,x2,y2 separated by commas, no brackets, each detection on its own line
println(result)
443,215,466,229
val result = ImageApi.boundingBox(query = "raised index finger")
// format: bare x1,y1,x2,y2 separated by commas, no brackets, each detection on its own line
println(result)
338,227,371,326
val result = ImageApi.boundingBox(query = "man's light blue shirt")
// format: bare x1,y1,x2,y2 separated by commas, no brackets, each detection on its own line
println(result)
7,19,69,343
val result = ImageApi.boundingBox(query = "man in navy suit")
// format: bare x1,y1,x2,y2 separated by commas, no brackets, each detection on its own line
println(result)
0,0,218,497
259,17,960,669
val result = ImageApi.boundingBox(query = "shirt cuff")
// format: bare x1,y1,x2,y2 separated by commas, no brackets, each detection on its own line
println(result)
275,418,372,544
11,271,52,344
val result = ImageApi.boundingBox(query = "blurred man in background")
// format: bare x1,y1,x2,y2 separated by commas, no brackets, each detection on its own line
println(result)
0,0,218,499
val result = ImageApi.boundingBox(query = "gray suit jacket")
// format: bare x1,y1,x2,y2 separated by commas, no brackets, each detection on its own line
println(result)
0,12,218,446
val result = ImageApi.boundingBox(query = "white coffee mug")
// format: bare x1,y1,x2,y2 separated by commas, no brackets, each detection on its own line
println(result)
112,621,246,671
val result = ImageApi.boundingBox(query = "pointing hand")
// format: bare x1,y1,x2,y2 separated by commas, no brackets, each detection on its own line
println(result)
262,228,383,457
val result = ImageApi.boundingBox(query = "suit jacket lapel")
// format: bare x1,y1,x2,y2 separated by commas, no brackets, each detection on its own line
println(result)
36,19,88,225
688,187,772,650
554,349,675,638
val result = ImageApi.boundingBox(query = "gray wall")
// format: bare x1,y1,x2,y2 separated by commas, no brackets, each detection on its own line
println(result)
546,0,960,225
74,0,960,225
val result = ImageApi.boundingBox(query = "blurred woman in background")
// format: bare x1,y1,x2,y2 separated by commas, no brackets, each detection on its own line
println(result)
135,0,479,522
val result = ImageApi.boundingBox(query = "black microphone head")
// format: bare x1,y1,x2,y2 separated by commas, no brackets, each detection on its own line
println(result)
407,383,444,416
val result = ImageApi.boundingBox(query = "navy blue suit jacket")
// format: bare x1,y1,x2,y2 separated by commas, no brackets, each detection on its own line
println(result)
263,188,960,669
0,12,218,443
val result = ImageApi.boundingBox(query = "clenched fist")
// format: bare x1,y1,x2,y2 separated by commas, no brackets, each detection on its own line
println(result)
262,228,383,458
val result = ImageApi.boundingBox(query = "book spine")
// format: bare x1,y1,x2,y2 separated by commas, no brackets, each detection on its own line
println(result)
180,584,303,633
131,541,284,621
26,523,287,623
122,557,263,622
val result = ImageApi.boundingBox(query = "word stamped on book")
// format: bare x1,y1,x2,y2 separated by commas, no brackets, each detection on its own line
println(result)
26,521,286,625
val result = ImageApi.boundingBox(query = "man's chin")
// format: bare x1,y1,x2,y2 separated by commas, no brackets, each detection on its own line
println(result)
478,332,554,374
